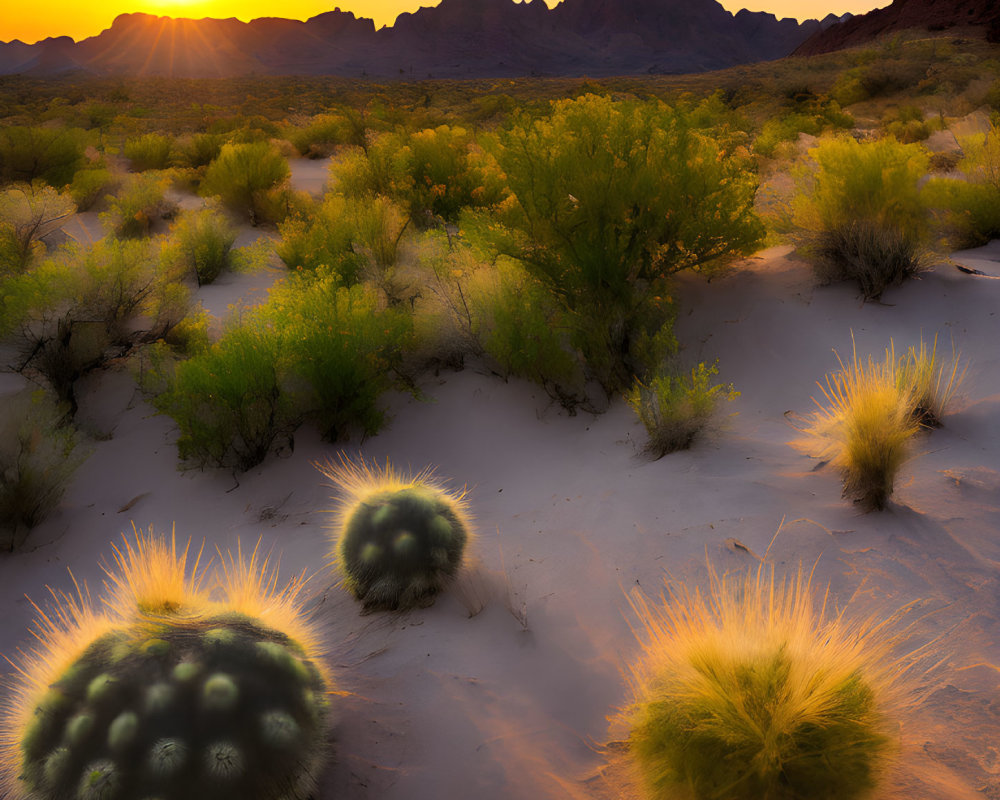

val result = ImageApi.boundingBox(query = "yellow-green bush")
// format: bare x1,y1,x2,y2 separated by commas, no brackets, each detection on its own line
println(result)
122,133,174,171
202,142,290,225
276,195,365,283
167,206,238,286
101,172,172,239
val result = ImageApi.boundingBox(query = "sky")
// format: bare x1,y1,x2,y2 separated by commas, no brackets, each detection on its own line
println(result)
2,0,888,45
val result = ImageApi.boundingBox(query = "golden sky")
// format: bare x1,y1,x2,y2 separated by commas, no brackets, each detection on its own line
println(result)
3,0,887,45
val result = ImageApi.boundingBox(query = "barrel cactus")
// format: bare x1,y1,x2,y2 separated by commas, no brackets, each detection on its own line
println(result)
317,457,471,611
623,565,911,800
1,532,333,800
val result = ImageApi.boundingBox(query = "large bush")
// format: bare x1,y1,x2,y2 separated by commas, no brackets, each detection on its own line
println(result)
0,390,88,550
0,126,86,187
490,94,763,392
0,184,75,275
789,135,931,300
202,142,290,225
168,206,238,286
101,173,173,239
123,133,174,171
276,195,365,283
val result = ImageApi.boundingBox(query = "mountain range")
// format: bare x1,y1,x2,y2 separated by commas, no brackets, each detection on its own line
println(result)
0,0,846,79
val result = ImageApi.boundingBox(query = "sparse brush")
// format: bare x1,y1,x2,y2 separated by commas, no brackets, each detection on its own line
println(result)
811,219,928,302
0,530,333,800
624,563,919,800
318,457,471,612
895,335,966,428
794,341,919,511
627,361,739,458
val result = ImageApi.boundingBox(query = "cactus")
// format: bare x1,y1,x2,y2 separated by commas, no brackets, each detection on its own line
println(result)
623,564,917,800
1,531,332,800
317,457,471,611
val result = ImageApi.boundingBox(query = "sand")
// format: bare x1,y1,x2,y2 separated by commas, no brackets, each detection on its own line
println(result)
2,228,999,794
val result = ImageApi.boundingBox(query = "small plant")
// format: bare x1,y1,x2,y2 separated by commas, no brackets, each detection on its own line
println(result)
624,563,915,800
793,341,919,511
202,142,290,225
123,133,174,171
101,173,172,239
896,335,966,427
318,457,471,611
0,390,88,550
0,531,333,800
276,194,365,283
169,206,238,286
627,361,739,457
68,167,117,212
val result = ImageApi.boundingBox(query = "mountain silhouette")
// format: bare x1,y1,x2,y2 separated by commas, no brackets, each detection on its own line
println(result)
0,0,844,78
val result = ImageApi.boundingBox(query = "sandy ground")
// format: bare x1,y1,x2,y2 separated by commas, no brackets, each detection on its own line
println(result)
1,231,998,798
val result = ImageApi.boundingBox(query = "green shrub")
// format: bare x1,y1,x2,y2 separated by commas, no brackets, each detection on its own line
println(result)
180,132,226,169
347,194,409,273
793,342,919,511
319,457,471,611
287,113,348,158
276,195,365,283
626,566,905,800
0,390,87,551
0,126,86,187
101,172,172,239
123,133,174,171
202,142,290,225
627,361,739,457
169,206,238,285
490,94,763,392
1,532,333,800
155,320,291,472
754,102,853,158
790,136,931,300
0,184,76,275
331,135,407,201
68,167,117,211
261,273,411,441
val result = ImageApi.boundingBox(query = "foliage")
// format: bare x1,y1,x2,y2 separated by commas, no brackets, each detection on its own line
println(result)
0,532,333,800
101,172,173,239
286,113,348,158
179,132,226,169
793,342,920,511
0,184,75,276
789,136,931,300
276,195,365,283
0,126,86,187
168,206,238,285
155,320,291,472
202,142,291,225
318,457,470,611
627,361,739,458
261,273,411,441
68,167,117,212
896,335,965,427
346,193,409,276
0,390,87,551
122,133,174,171
753,102,853,158
490,94,763,392
625,565,908,800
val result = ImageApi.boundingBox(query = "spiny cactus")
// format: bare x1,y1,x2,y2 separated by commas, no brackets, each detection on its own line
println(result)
1,531,333,800
622,564,920,800
317,456,471,611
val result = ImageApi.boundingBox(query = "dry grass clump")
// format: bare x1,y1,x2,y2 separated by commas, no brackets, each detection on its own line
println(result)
624,564,918,800
896,335,966,428
794,342,919,512
317,456,472,611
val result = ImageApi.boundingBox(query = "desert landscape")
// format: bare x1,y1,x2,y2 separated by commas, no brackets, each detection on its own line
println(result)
2,3,1000,799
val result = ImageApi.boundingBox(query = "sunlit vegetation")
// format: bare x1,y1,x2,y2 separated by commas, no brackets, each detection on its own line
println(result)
318,456,471,611
201,141,291,225
165,205,238,285
0,126,87,187
0,184,75,275
896,334,966,428
625,564,918,800
627,361,739,458
122,132,174,171
101,171,174,238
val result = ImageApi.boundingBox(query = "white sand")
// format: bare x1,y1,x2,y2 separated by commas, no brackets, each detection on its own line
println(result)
1,245,998,798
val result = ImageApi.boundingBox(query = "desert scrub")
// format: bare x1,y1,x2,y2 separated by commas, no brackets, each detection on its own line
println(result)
0,532,333,800
792,342,919,511
789,135,931,301
0,184,76,275
0,390,88,551
168,206,238,285
318,457,471,611
122,133,174,171
895,335,966,427
155,320,292,472
202,142,290,225
624,564,915,800
68,167,117,212
101,172,173,239
276,194,365,283
490,94,763,392
260,272,412,441
0,126,86,187
627,361,738,457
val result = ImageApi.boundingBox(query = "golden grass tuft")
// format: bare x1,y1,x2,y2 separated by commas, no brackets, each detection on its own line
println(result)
793,340,920,511
895,334,966,428
623,563,923,800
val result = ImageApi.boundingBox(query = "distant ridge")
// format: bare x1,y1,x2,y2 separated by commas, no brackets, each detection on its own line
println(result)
0,0,844,78
795,0,1000,56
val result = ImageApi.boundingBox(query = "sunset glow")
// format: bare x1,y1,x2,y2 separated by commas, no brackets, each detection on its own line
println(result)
3,0,889,45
